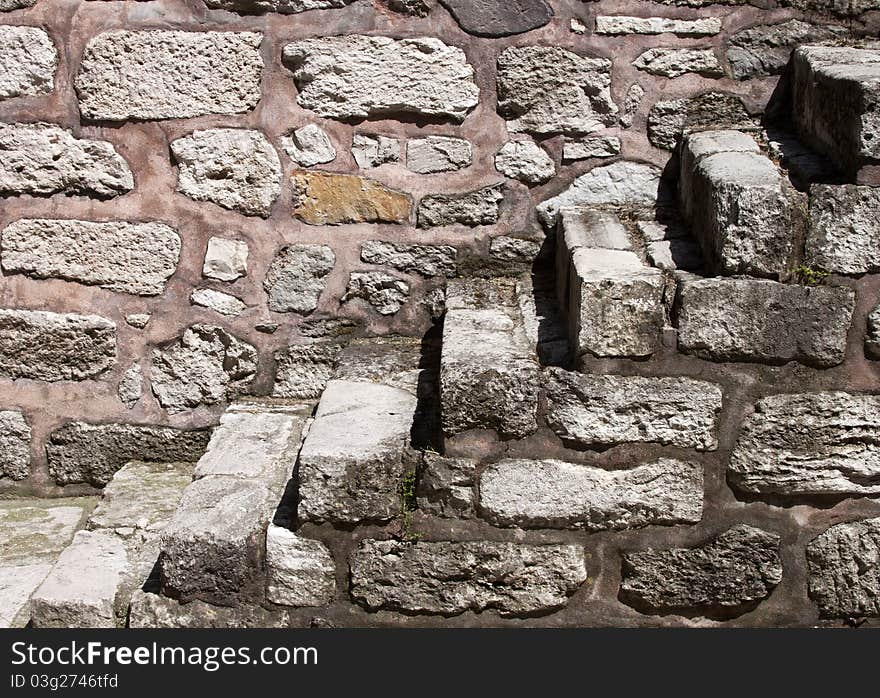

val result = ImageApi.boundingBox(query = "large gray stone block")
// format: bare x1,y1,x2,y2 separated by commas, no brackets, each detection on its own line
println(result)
806,184,880,274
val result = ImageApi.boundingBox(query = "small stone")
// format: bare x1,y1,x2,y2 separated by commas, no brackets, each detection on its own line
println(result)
350,539,586,617
299,317,358,339
438,0,553,38
648,92,754,151
273,343,341,399
407,136,472,174
351,134,400,169
570,18,587,34
562,134,621,161
647,239,703,271
292,171,411,225
1,219,180,296
806,184,880,274
360,240,457,277
171,129,281,218
0,411,30,481
497,46,617,136
785,0,880,15
343,272,410,315
867,304,880,359
620,84,644,128
633,48,723,78
0,309,116,382
256,323,278,334
0,26,56,99
129,590,291,628
380,0,430,15
76,30,263,121
494,140,556,184
417,184,504,228
489,236,542,270
125,314,150,329
117,364,142,409
281,124,336,167
283,35,479,123
203,237,248,282
190,288,247,317
638,219,687,241
0,122,133,198
620,526,782,616
150,325,257,413
264,244,335,313
596,16,722,36
204,0,357,12
265,526,336,608
416,452,477,518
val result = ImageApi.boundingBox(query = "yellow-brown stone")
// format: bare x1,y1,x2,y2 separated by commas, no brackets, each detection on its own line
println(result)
292,171,412,225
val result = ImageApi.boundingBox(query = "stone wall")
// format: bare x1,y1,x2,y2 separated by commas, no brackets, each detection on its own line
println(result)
2,0,880,627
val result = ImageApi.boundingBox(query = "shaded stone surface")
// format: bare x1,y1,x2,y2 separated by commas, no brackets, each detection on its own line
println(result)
438,0,553,38
264,244,335,313
633,48,723,78
273,343,341,399
727,20,845,80
0,410,30,481
416,453,477,519
867,303,880,359
494,140,556,184
418,185,503,227
806,184,880,274
343,271,409,315
351,134,400,169
0,26,56,99
281,124,336,167
292,171,411,225
265,525,336,607
203,237,248,282
648,92,754,151
360,240,457,277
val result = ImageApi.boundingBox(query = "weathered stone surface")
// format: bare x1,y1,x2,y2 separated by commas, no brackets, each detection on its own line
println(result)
620,83,644,129
0,410,30,481
596,16,722,36
727,20,845,80
281,124,336,167
0,564,49,628
537,161,662,228
0,309,116,382
620,526,782,615
125,314,150,329
117,364,142,409
381,0,430,15
418,184,503,227
129,590,292,628
47,422,209,487
416,453,477,518
785,0,880,16
351,134,400,168
203,237,248,282
441,279,540,438
0,0,36,9
729,392,880,497
1,219,180,295
497,46,617,136
792,45,880,174
545,369,722,451
190,288,247,317
438,0,552,38
808,517,880,619
298,379,417,524
867,304,880,359
264,244,335,313
343,272,409,315
480,458,703,531
806,184,880,274
272,343,339,399
292,171,411,225
76,31,263,121
494,140,555,184
204,0,357,14
633,48,723,78
489,236,542,273
151,325,257,413
647,239,703,271
407,136,472,174
648,92,754,151
677,278,854,368
361,240,457,277
562,135,621,162
0,26,56,99
172,129,281,218
0,122,133,198
265,525,336,607
333,336,424,393
283,36,479,122
350,539,586,617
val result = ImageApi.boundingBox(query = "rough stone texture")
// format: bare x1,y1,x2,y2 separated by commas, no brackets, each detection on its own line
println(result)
596,16,722,36
264,244,335,313
117,364,142,409
125,314,150,330
0,122,133,198
0,309,116,382
677,278,855,368
537,161,661,228
190,288,247,317
648,92,754,151
416,453,477,518
807,517,880,619
1,219,180,296
867,304,880,359
265,525,336,608
0,26,56,99
727,20,845,80
545,369,722,451
351,134,400,169
438,0,553,38
343,271,410,315
297,379,417,524
407,136,472,174
361,240,457,277
633,48,723,78
381,0,430,16
171,129,281,218
729,392,880,497
273,343,341,399
0,410,29,481
0,0,36,9
494,140,555,184
497,46,617,136
562,135,621,162
281,124,336,167
785,0,880,16
806,184,880,274
292,171,411,225
350,540,587,617
76,31,263,121
203,237,248,282
620,526,783,616
441,279,540,439
480,458,703,531
647,239,703,271
283,36,479,122
46,422,209,487
150,325,257,413
418,185,503,228
204,0,357,12
129,590,291,628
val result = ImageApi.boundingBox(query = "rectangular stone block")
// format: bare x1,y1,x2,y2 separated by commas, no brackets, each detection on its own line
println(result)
677,278,854,368
806,184,880,274
265,525,335,608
